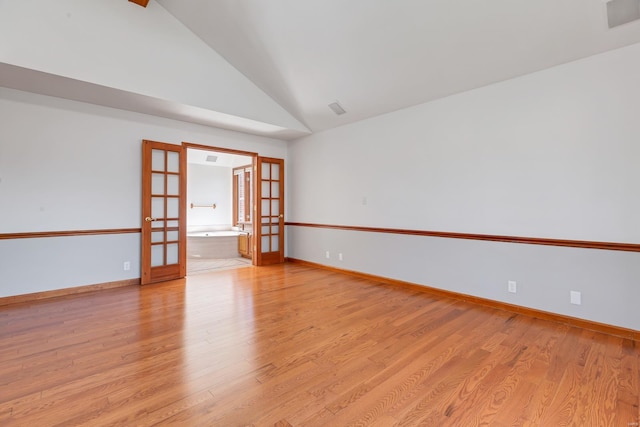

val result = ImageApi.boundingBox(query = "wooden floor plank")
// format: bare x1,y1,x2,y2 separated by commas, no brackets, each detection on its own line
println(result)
0,263,637,426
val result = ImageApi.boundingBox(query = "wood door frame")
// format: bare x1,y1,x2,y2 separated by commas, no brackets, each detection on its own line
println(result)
182,142,259,266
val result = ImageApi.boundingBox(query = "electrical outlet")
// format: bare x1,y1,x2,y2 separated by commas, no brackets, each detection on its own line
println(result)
325,251,330,259
508,280,517,293
339,253,343,261
570,291,582,305
123,261,131,271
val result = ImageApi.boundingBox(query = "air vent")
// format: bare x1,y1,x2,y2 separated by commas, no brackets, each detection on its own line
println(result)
607,0,640,28
328,101,347,116
206,155,218,163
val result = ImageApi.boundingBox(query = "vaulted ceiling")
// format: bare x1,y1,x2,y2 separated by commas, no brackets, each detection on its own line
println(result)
3,1,640,139
157,0,640,133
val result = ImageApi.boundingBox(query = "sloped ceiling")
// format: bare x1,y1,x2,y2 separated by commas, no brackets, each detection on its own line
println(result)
3,1,640,139
157,0,640,133
0,0,309,140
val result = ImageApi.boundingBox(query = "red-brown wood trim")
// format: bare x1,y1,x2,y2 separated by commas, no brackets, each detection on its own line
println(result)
0,278,141,307
256,157,285,265
286,258,640,342
0,228,141,240
128,0,149,7
285,222,640,253
232,165,253,226
182,142,258,158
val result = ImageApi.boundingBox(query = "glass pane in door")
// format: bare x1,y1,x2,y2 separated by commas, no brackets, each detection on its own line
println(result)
167,151,180,173
151,245,164,267
167,198,179,218
167,175,179,195
152,197,165,218
152,174,165,194
167,243,179,265
152,149,165,171
261,181,270,197
152,231,164,243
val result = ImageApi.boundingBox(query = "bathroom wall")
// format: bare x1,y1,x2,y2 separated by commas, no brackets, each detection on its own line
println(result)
186,163,232,231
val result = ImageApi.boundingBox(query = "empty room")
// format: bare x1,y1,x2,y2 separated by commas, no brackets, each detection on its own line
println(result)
1,0,639,425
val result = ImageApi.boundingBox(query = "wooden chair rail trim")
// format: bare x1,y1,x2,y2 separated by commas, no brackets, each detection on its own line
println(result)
0,228,141,240
286,257,640,342
285,222,640,253
0,278,140,307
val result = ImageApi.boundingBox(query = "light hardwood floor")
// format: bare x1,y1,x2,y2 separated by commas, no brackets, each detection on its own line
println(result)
0,263,638,426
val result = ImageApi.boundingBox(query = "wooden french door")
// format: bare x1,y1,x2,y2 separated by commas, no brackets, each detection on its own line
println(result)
141,140,186,284
255,157,285,265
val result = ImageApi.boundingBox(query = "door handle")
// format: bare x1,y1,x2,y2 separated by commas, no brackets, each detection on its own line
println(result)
279,214,284,218
144,217,157,222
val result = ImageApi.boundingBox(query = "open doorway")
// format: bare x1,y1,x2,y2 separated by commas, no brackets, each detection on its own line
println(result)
186,147,254,275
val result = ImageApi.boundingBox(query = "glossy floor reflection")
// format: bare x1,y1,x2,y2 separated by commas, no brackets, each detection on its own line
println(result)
187,257,252,275
0,263,638,425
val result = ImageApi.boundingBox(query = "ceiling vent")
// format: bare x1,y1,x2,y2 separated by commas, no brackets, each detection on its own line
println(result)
607,0,640,28
205,155,218,163
328,101,347,116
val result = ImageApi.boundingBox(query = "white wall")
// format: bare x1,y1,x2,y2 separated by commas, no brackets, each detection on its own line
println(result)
0,87,287,297
287,42,640,330
187,164,233,230
0,0,307,133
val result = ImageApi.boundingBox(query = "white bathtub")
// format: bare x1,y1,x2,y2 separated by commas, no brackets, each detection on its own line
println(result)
187,230,242,259
187,231,241,238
